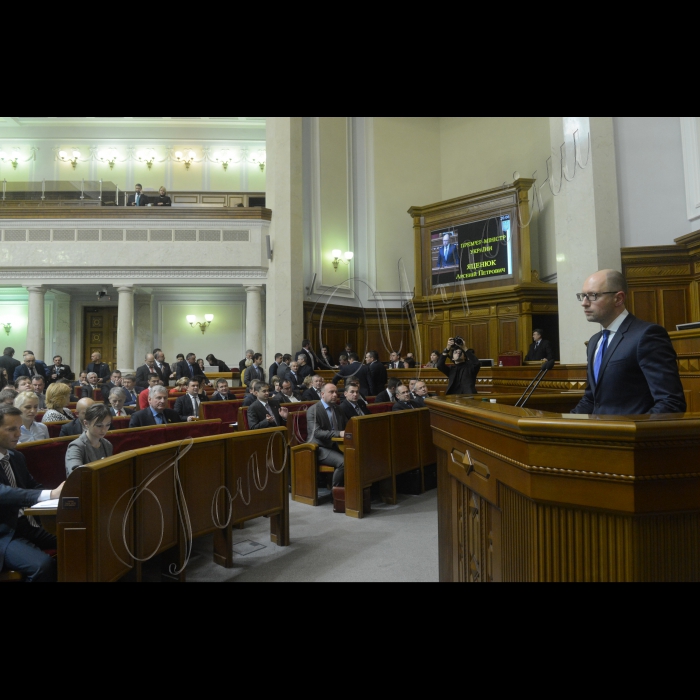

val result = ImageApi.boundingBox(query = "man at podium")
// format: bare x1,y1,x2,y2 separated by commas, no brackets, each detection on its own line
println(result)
571,269,686,416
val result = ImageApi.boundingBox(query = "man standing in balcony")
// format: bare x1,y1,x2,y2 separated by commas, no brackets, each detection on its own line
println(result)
127,184,149,207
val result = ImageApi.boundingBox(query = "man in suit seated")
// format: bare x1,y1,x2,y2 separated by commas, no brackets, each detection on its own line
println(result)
174,379,208,422
176,353,205,382
59,398,94,437
119,375,139,407
525,329,555,363
239,350,255,374
275,380,301,404
13,354,45,382
135,354,161,390
436,233,459,268
571,269,686,416
86,352,111,384
127,183,149,207
376,378,403,405
138,375,161,410
242,381,262,408
211,379,233,402
393,385,421,411
22,351,49,380
411,381,429,407
306,384,348,488
340,382,371,420
365,351,388,397
101,371,123,404
76,373,101,400
388,351,403,370
243,354,266,387
332,353,371,397
129,386,182,427
108,389,134,418
31,376,47,410
301,375,324,402
285,362,305,394
247,383,288,431
0,406,65,582
46,356,74,385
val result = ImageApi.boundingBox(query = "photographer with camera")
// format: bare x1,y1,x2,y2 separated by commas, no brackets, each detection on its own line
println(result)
437,338,481,396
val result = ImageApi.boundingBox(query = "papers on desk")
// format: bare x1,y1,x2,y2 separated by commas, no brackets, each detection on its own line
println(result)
31,499,59,510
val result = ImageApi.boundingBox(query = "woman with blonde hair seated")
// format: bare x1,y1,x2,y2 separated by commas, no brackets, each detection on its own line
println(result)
155,186,172,207
42,382,75,423
170,377,189,396
15,391,49,444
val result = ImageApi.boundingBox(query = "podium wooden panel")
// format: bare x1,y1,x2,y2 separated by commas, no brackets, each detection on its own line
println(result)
429,397,700,583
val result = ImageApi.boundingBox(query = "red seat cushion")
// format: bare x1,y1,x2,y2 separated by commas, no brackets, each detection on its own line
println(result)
109,428,166,455
368,403,393,415
163,422,221,442
18,439,74,490
201,401,242,427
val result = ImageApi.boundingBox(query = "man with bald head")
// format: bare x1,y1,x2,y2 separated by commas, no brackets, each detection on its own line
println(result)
571,269,686,416
305,384,348,487
136,353,159,389
59,398,95,437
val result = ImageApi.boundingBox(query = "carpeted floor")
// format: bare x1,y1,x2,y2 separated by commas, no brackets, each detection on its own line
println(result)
180,491,439,583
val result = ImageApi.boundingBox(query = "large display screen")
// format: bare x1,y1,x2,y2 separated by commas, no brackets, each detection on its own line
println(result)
431,215,513,288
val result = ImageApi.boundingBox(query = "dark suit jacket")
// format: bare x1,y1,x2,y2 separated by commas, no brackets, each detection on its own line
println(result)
127,193,150,206
375,390,394,405
239,359,252,373
367,361,388,397
297,364,313,383
340,398,371,421
59,418,84,437
306,401,347,450
101,382,121,403
155,362,173,384
176,361,205,381
0,355,20,376
0,450,44,570
243,365,266,387
174,393,208,421
269,363,281,381
333,362,371,397
302,388,323,403
87,362,112,382
248,400,287,431
14,363,48,382
437,244,459,268
136,365,166,388
285,370,305,392
210,391,234,402
109,407,134,418
46,364,74,383
208,360,230,372
525,340,554,362
571,314,687,416
393,401,421,411
129,408,182,428
437,353,481,395
411,394,427,408
298,348,317,371
243,394,259,408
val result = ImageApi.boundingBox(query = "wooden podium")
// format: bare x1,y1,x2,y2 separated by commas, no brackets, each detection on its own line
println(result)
429,396,700,583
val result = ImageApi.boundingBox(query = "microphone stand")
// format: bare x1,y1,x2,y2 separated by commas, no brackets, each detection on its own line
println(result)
515,359,556,409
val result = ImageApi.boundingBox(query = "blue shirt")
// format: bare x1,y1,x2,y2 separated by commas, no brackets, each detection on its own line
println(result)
149,407,166,424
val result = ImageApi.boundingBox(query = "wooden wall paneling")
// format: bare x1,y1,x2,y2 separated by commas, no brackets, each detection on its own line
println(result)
429,326,444,355
661,289,688,331
471,323,490,359
499,319,518,354
630,290,658,325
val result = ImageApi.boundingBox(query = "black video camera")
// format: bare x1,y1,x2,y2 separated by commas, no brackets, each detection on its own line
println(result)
453,337,466,348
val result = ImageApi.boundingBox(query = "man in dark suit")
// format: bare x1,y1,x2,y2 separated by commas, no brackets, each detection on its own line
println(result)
298,341,318,372
269,354,284,382
206,355,230,373
306,384,348,487
0,407,64,582
437,341,481,396
136,354,162,389
22,351,49,380
243,354,266,387
46,356,74,385
101,371,123,404
436,233,459,268
302,375,324,403
13,354,46,382
242,381,262,408
129,386,182,427
332,354,371,397
176,354,205,382
247,384,288,431
411,381,429,407
0,348,20,377
211,380,233,402
107,389,134,419
525,330,555,363
285,362,305,393
376,378,403,405
127,184,149,207
59,398,94,437
154,351,176,385
296,354,313,383
365,351,388,396
86,352,111,383
239,350,255,374
571,270,686,416
275,380,301,404
174,379,209,422
339,383,371,420
393,385,421,411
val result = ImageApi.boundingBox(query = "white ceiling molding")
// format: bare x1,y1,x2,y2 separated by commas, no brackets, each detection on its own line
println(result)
0,117,265,128
680,117,700,222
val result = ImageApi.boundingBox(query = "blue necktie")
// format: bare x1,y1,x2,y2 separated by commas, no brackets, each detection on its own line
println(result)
594,330,610,384
189,364,194,378
155,413,164,425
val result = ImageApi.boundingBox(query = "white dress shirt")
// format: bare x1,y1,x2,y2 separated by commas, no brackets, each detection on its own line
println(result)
18,421,50,444
594,309,629,360
0,448,52,503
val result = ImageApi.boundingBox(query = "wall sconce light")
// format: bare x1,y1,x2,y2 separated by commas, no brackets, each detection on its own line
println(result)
98,148,119,170
187,314,214,334
58,149,81,169
175,150,197,170
251,150,267,172
0,150,22,170
215,150,233,171
138,148,158,170
1,322,11,336
332,250,354,272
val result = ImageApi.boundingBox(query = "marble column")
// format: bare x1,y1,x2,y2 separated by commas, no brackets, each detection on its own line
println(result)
265,117,304,364
25,285,46,361
53,291,72,365
134,295,153,370
552,117,622,364
246,285,264,354
115,285,135,374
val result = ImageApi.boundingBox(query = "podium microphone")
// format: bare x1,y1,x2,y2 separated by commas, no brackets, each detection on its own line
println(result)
516,359,556,409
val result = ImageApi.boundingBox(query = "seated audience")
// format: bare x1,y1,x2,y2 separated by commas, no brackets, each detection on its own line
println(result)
306,384,347,487
338,355,349,367
56,379,79,403
31,376,47,410
42,383,74,423
121,375,140,406
175,354,185,364
242,381,262,407
388,352,403,370
0,406,63,582
170,378,189,396
14,392,49,444
127,183,149,207
319,345,337,370
296,354,313,382
109,388,133,418
129,386,182,427
135,355,159,389
376,378,403,405
22,352,48,377
285,362,304,393
14,377,32,394
60,398,95,437
270,376,282,396
73,372,88,390
333,353,371,397
340,382,371,419
176,353,205,381
139,374,161,410
248,383,288,431
243,354,266,387
393,385,421,411
276,380,300,404
47,356,74,385
269,354,283,381
211,380,232,401
277,355,292,378
0,388,18,406
155,186,172,207
78,373,101,400
403,358,417,370
239,349,255,374
13,354,44,382
86,352,111,383
302,375,324,402
101,371,123,403
412,381,429,407
206,355,231,373
0,368,8,391
65,404,114,477
175,379,208,422
424,351,441,369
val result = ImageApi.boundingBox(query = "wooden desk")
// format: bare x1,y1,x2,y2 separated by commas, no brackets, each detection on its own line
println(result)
429,396,700,582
